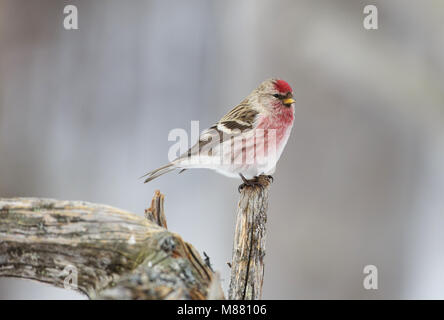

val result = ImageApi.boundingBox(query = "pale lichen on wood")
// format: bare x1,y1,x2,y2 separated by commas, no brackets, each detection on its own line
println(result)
0,181,270,300
0,193,222,299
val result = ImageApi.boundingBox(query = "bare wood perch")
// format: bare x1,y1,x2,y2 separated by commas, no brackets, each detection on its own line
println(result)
228,176,271,300
0,192,224,300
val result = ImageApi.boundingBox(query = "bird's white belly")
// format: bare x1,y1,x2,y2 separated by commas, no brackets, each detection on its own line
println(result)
213,125,292,179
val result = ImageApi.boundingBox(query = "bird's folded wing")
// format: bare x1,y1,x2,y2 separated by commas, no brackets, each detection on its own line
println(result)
217,102,259,133
179,103,259,159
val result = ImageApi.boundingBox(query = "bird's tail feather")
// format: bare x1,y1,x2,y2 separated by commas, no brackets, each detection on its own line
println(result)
141,163,176,183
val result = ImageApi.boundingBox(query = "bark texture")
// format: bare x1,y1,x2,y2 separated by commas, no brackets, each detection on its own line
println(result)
228,177,270,300
0,192,223,299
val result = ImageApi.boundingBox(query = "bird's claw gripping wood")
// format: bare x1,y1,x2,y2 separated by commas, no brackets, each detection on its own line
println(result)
238,174,273,193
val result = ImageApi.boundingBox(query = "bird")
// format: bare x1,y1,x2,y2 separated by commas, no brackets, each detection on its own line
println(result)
142,78,295,190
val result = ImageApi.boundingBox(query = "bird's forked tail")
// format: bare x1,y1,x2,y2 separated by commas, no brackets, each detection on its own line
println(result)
141,162,176,183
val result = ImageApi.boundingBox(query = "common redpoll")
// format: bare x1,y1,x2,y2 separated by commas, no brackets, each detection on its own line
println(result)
142,78,295,188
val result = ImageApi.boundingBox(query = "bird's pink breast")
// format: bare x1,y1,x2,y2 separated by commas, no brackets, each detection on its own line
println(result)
256,106,294,146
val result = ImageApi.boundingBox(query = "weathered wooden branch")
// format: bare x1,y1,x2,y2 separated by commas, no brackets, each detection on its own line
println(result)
0,178,270,300
228,176,270,300
0,192,224,300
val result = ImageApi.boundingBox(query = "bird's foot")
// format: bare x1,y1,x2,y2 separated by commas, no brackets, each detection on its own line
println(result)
238,174,274,192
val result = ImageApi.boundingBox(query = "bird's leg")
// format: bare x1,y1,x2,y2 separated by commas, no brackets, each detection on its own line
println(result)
238,174,273,192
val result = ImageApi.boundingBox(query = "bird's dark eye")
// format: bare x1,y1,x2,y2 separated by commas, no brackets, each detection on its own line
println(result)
273,94,281,98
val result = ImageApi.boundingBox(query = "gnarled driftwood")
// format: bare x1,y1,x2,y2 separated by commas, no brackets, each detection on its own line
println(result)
0,192,223,300
0,179,270,301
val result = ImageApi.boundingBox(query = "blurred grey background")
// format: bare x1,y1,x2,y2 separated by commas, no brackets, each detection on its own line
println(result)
1,0,443,299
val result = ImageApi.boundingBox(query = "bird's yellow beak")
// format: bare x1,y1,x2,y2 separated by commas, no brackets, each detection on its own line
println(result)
283,98,295,105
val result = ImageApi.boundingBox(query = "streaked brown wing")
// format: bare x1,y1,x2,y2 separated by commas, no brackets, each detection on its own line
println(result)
179,125,224,159
219,103,258,132
178,103,258,160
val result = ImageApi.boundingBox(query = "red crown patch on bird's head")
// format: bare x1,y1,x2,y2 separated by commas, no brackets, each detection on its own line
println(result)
274,79,292,94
